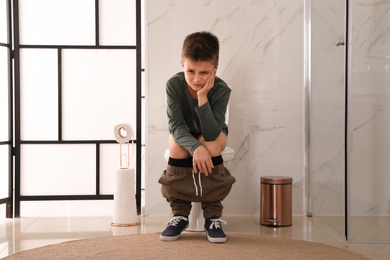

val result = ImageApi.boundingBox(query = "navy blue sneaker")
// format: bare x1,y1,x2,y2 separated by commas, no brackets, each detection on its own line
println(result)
204,216,227,243
160,215,189,241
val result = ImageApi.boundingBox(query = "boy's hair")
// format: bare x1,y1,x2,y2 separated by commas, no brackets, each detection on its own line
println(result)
181,31,219,66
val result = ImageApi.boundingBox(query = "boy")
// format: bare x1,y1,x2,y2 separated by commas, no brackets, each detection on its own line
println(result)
158,31,235,243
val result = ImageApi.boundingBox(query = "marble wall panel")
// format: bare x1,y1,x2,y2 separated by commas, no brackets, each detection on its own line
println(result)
146,0,305,216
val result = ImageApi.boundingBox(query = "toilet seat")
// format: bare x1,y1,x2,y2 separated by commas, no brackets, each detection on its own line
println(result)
221,146,235,162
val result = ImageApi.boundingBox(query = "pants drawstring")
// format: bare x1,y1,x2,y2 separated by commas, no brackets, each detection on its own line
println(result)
198,171,203,197
192,170,199,196
192,170,203,197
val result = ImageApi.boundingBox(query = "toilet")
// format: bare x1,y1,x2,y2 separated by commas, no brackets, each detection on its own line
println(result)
163,102,235,231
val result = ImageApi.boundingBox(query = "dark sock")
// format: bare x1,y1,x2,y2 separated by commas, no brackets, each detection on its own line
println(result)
206,215,220,220
173,214,188,218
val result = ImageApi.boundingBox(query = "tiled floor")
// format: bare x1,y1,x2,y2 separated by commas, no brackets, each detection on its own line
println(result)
1,215,389,259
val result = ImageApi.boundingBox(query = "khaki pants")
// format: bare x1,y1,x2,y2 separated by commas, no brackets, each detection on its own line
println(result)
158,164,235,218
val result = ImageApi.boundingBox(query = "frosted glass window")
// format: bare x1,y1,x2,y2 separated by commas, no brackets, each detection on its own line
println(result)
19,0,95,45
99,143,136,194
0,145,9,198
0,47,9,141
20,49,58,140
0,204,6,218
62,49,136,140
0,0,7,44
141,146,145,189
20,144,96,195
99,0,136,45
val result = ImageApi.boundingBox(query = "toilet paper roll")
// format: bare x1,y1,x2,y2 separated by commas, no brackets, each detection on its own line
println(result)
113,123,133,144
112,168,138,226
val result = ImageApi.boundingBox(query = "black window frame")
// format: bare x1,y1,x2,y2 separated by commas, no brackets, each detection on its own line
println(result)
0,0,143,218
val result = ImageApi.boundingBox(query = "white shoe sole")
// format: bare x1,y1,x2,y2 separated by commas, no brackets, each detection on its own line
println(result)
160,234,181,241
160,224,189,242
205,229,227,243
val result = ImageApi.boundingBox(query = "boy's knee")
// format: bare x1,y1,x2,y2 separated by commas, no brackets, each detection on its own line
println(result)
198,133,226,157
169,135,191,159
203,143,223,157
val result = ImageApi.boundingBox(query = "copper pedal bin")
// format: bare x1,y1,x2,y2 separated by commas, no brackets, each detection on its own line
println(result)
260,176,292,227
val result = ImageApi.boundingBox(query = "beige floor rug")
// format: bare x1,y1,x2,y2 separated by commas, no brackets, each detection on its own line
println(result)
4,232,368,260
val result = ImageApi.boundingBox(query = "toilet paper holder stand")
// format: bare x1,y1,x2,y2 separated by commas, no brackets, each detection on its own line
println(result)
115,124,134,169
111,123,139,227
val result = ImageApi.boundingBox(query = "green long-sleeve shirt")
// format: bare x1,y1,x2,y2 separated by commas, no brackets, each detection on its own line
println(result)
166,72,231,156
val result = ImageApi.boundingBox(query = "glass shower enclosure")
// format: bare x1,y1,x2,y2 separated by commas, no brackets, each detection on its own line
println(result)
309,0,390,242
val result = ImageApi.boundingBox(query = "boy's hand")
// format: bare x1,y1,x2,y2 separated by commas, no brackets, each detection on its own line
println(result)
193,145,214,176
197,68,216,106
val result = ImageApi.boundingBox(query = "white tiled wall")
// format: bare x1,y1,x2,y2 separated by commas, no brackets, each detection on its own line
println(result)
146,0,305,216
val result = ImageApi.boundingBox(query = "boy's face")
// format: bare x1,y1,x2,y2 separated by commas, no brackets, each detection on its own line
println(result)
181,58,218,95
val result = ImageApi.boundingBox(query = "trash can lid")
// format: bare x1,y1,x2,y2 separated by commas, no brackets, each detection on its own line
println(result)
261,176,293,184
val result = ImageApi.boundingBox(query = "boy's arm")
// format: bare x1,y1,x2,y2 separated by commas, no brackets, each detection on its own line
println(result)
193,85,230,176
166,81,202,156
195,69,231,141
195,87,231,141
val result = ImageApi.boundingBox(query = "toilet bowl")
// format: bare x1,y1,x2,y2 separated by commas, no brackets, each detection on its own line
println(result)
163,146,235,231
